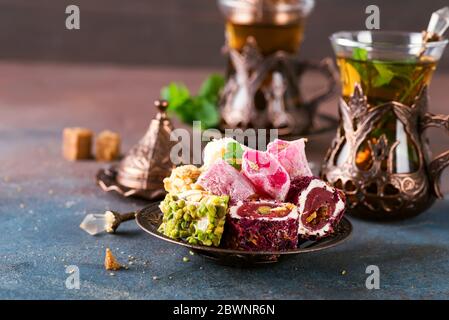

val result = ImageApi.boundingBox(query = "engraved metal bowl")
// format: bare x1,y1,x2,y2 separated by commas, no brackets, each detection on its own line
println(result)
135,202,352,267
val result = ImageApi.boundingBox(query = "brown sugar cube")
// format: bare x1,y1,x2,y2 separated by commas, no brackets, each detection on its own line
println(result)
95,130,121,162
62,127,93,161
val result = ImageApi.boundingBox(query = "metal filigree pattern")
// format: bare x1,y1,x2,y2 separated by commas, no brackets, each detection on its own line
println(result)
220,37,338,136
421,112,449,198
321,85,449,220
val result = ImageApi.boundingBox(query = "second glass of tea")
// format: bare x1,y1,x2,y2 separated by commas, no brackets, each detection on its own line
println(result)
218,0,336,135
221,0,314,55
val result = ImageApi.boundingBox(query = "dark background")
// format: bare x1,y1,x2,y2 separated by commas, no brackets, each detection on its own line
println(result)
0,0,448,69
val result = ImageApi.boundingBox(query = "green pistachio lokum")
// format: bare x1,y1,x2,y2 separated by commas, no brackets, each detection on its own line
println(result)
158,191,229,247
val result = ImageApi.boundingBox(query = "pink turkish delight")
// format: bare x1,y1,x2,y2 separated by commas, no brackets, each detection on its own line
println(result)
197,159,256,204
241,149,290,201
267,138,313,179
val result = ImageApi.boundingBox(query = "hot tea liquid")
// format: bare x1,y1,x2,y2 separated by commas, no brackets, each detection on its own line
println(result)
224,21,306,130
337,56,437,106
226,21,304,54
335,56,437,174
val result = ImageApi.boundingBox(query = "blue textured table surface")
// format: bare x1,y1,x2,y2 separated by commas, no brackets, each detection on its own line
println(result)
1,62,448,300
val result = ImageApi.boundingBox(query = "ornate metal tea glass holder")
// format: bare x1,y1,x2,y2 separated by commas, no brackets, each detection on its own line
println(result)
321,84,449,220
219,38,338,136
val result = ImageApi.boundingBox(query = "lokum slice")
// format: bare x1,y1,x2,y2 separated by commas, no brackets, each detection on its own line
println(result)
222,141,244,170
242,149,290,201
266,138,313,179
158,191,229,247
203,137,241,168
163,165,203,193
287,176,346,238
197,159,256,204
225,201,299,251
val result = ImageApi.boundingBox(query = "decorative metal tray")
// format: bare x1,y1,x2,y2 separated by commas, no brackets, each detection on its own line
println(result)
135,202,352,267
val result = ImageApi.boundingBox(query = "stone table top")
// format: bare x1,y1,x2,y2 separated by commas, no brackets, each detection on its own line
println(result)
0,62,448,299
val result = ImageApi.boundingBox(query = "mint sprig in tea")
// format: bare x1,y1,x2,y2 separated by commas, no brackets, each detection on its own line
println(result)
331,30,447,174
337,48,437,106
336,49,437,172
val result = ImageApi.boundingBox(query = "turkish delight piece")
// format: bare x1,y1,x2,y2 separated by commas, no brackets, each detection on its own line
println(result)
242,149,290,201
158,191,229,247
203,137,242,168
267,138,313,179
95,130,121,162
163,165,203,193
286,176,346,239
197,159,256,204
225,201,299,251
222,140,245,170
62,127,93,161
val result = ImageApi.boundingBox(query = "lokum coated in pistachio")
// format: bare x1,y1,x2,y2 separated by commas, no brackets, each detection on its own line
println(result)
158,190,229,247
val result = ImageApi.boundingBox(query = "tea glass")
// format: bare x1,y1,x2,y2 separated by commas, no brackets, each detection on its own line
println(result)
321,31,449,219
217,0,336,136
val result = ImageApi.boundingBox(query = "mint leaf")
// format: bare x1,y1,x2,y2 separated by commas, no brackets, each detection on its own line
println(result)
161,83,190,109
198,74,225,101
193,97,220,129
349,48,369,83
160,74,224,130
353,47,368,61
372,63,395,87
223,141,244,170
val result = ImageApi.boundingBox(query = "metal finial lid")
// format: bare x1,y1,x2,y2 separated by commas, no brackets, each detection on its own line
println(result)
154,99,169,111
154,99,169,120
116,99,176,195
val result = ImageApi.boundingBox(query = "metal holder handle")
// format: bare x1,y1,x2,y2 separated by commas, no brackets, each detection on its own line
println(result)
220,36,338,135
295,57,339,110
422,112,449,198
267,55,338,135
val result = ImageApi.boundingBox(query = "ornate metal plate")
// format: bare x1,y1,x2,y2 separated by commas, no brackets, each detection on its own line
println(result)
136,202,352,266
